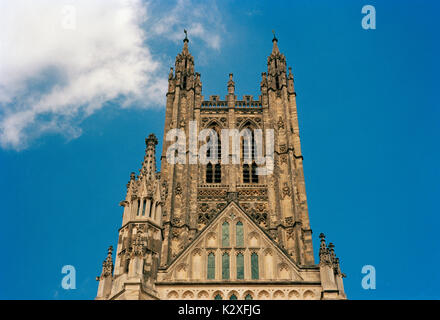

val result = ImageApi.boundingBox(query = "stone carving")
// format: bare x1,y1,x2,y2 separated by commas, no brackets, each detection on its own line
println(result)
132,232,146,256
101,246,114,277
198,188,227,201
277,116,284,129
285,216,294,226
282,182,291,198
175,183,183,196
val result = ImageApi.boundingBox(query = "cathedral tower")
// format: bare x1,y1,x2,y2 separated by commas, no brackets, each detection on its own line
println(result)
96,33,347,300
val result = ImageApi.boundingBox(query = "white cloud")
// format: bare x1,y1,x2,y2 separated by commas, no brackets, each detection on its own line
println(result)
149,0,224,50
0,0,225,150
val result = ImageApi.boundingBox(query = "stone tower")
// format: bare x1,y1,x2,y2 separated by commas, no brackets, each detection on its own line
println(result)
96,34,347,300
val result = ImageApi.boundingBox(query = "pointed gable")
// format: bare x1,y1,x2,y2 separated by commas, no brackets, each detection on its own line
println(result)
157,201,303,282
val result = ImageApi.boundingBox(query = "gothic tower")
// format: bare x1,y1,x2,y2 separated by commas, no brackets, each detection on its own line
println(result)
96,33,347,300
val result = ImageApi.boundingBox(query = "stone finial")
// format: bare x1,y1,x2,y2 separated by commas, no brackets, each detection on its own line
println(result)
101,246,114,278
319,233,331,266
271,30,279,54
168,67,174,80
145,133,158,147
228,73,235,87
183,29,189,43
288,67,293,79
272,30,278,42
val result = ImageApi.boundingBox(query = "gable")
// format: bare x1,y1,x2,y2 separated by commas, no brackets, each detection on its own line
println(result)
158,201,303,282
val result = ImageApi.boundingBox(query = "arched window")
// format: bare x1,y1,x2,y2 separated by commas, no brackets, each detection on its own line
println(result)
236,253,244,280
136,199,141,216
242,126,256,184
222,222,230,247
251,253,259,280
148,201,153,217
243,164,250,183
141,199,146,216
206,127,221,161
214,294,222,300
222,252,230,280
242,129,254,162
251,162,258,183
207,252,215,280
214,164,221,183
206,163,213,183
236,222,244,247
245,294,253,300
230,294,238,300
125,258,130,273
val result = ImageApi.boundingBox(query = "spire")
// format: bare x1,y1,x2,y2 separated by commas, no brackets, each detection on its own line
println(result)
101,246,114,278
272,30,279,53
227,73,235,95
182,29,189,54
140,133,158,181
319,233,331,266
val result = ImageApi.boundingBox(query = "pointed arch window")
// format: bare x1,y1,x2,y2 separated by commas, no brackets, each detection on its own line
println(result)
125,258,130,273
136,199,141,216
251,162,259,183
251,253,259,280
222,222,230,247
229,294,238,300
141,199,147,216
236,222,244,247
236,253,244,280
245,294,253,300
206,163,213,183
214,164,221,183
242,126,257,183
207,252,215,280
214,294,222,300
242,129,255,161
149,201,153,217
243,164,250,183
206,127,221,183
222,252,230,280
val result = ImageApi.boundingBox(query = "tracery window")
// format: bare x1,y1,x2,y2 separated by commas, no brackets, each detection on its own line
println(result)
235,222,244,247
236,253,244,280
251,253,259,280
222,222,230,247
222,252,230,280
207,252,215,280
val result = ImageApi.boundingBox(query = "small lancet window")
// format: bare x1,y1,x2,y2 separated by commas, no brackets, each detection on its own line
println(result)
214,294,222,300
136,199,141,216
141,199,146,216
251,162,258,183
251,253,259,280
222,222,230,247
236,222,244,247
230,294,237,300
222,252,230,280
243,164,250,183
236,253,244,280
245,294,253,300
149,201,153,217
214,164,221,183
206,163,213,183
207,252,215,280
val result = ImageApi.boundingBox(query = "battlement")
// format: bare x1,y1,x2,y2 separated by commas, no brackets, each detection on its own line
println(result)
200,95,262,108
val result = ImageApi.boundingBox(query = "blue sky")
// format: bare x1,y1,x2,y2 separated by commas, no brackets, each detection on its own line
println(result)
0,0,439,299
